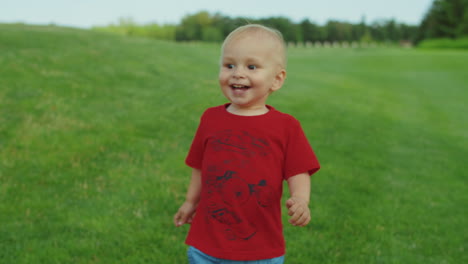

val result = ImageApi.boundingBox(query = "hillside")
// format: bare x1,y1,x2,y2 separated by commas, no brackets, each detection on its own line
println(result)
0,24,467,263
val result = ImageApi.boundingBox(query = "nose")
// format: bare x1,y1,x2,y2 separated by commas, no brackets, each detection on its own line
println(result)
232,66,245,79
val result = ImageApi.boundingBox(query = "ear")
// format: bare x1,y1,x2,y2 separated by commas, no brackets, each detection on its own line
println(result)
271,69,286,92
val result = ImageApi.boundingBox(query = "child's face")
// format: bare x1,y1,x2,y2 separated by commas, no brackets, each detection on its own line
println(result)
219,33,285,112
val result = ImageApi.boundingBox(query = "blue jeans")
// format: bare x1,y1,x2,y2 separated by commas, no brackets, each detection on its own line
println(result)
188,246,285,264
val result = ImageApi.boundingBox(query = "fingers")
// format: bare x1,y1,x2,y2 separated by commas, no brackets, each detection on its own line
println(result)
286,198,295,209
174,203,197,227
173,211,185,227
174,213,193,227
174,209,191,227
286,198,311,227
289,210,311,227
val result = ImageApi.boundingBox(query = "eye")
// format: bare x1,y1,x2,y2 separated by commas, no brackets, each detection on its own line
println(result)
225,64,234,69
248,65,257,70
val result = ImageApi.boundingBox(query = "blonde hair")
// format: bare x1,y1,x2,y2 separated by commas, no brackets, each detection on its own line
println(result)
221,24,287,68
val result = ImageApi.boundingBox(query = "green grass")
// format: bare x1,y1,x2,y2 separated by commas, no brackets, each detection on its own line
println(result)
1,24,467,263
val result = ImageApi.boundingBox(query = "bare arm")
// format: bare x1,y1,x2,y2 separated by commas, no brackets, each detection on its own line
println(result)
286,172,311,227
173,168,201,227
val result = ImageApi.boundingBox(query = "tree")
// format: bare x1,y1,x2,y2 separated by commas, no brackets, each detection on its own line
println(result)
400,24,419,42
176,11,213,41
300,19,323,43
418,0,468,41
258,17,300,43
324,20,353,42
211,14,249,39
351,16,367,42
202,26,223,42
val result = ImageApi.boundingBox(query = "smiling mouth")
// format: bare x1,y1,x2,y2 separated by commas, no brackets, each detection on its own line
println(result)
231,84,250,90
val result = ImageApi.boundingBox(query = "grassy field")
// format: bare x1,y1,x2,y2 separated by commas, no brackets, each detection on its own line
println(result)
0,24,467,263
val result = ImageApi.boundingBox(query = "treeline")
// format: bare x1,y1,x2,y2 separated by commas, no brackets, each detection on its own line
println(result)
174,12,418,44
93,13,417,44
93,0,468,46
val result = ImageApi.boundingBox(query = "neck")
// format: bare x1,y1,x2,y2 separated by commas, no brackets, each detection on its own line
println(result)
227,104,269,116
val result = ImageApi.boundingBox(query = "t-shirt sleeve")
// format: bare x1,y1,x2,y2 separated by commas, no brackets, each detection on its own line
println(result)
185,113,206,170
283,118,320,179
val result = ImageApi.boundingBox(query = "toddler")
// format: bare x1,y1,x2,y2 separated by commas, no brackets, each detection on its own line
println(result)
174,24,320,263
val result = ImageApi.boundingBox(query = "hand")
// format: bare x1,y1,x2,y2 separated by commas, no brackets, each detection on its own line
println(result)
286,197,311,227
173,201,197,227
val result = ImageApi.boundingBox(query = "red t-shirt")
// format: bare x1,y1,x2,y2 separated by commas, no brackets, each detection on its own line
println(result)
185,104,320,260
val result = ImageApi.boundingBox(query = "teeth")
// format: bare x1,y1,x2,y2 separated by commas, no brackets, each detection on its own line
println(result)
232,84,247,89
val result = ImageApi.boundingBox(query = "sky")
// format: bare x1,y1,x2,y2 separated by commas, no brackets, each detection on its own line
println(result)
1,0,434,28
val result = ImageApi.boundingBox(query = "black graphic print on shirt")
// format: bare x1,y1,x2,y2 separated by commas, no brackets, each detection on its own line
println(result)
210,130,269,158
204,130,274,241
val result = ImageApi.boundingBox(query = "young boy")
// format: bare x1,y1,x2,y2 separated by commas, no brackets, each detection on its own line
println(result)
174,24,320,263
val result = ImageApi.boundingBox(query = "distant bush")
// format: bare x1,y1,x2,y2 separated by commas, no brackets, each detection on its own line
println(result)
93,17,176,41
418,37,468,50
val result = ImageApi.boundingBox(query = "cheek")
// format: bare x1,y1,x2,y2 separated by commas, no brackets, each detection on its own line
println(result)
219,71,229,84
